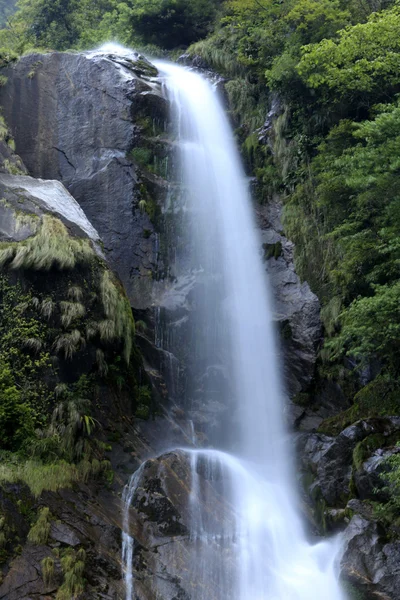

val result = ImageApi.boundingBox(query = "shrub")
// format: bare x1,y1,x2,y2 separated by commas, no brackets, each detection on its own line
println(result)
28,507,51,545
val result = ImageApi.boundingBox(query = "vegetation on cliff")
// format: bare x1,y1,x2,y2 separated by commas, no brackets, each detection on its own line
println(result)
0,208,141,482
0,0,400,573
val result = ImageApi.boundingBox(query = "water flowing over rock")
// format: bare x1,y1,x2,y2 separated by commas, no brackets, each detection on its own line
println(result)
120,60,346,600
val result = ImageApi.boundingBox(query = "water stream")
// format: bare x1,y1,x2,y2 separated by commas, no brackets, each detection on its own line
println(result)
121,55,346,600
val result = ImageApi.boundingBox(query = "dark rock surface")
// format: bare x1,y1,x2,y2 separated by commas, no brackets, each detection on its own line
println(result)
300,417,400,507
124,450,236,600
0,483,125,600
258,198,322,399
0,50,166,309
341,515,400,600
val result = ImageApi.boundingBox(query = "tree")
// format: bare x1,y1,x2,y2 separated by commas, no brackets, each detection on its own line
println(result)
297,5,400,101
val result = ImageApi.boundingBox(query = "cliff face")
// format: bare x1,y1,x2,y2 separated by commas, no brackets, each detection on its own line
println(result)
0,50,166,310
1,49,397,600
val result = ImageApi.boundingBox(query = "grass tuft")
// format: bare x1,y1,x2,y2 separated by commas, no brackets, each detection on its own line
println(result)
54,330,85,360
0,215,95,271
59,301,85,328
28,506,51,545
100,271,135,363
41,556,55,586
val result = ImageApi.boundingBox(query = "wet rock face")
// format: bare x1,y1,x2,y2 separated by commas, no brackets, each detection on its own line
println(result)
300,417,400,507
299,417,400,599
258,199,321,398
341,515,400,600
0,50,166,308
125,451,237,600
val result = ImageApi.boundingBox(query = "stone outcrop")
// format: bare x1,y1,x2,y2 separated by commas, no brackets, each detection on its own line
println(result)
341,515,400,600
298,417,400,599
124,450,236,600
0,49,167,309
0,173,102,253
258,198,322,402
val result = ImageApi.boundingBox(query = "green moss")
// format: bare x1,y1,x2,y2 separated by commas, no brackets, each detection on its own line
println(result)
130,146,153,167
292,392,311,407
2,158,24,175
264,241,283,260
319,376,400,436
135,385,152,420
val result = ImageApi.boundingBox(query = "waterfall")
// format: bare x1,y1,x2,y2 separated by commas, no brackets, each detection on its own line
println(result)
120,52,346,600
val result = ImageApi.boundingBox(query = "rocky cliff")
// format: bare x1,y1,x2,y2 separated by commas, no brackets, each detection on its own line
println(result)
0,48,398,600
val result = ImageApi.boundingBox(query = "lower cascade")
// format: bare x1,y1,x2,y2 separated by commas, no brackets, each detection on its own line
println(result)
122,57,346,600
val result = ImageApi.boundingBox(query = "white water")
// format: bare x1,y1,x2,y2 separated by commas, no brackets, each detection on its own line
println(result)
120,51,346,600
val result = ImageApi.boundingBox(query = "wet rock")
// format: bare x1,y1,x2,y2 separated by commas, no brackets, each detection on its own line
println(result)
258,198,322,397
125,450,237,600
0,173,102,253
300,417,400,506
341,515,400,600
50,521,81,547
0,50,166,308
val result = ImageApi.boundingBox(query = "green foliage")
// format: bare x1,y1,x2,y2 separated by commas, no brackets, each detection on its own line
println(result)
0,214,95,271
41,556,55,586
319,376,400,435
1,0,219,52
328,283,400,369
56,546,86,599
298,5,400,100
127,0,220,49
0,363,33,450
99,270,135,363
27,506,51,544
0,277,52,449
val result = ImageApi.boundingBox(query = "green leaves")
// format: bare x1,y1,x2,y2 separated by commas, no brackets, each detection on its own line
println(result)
298,5,400,99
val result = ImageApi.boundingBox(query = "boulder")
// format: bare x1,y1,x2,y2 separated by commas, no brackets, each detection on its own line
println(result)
0,173,101,253
300,417,400,506
341,515,400,600
124,450,237,600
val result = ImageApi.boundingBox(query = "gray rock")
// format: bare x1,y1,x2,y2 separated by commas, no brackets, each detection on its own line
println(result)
0,50,166,308
50,521,81,546
300,417,400,506
257,198,322,397
0,174,102,252
125,450,237,600
341,515,400,599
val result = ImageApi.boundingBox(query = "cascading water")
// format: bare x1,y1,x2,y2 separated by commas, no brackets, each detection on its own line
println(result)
121,53,346,600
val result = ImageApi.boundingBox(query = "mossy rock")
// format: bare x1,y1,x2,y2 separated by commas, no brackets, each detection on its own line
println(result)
318,376,400,436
